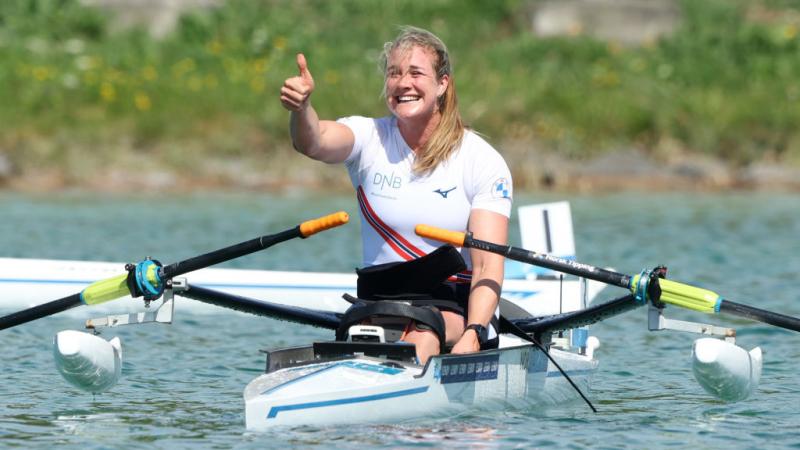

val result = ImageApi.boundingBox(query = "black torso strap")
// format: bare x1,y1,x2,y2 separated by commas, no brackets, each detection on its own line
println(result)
336,300,448,353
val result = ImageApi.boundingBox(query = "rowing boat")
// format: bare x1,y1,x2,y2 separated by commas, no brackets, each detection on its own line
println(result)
244,336,597,429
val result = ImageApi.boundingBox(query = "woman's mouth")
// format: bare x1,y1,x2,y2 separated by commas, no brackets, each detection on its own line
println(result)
396,95,421,104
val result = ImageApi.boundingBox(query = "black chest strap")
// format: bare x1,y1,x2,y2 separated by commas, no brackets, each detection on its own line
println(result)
336,297,451,354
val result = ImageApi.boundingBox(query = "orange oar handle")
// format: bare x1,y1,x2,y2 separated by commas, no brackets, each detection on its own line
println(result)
299,211,350,237
414,224,467,247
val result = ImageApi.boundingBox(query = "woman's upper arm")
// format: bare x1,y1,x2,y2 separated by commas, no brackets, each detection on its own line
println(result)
315,120,355,163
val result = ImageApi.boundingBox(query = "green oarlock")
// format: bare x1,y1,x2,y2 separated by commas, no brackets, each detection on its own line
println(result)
80,274,130,305
79,265,162,305
81,263,161,305
657,279,721,313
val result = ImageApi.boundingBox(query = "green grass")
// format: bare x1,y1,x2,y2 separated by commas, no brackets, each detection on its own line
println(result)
1,0,799,187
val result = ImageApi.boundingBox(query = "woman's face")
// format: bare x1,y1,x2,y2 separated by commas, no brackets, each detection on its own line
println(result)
384,45,448,124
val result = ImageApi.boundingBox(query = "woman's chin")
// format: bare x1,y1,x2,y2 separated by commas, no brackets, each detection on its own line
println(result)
390,105,433,122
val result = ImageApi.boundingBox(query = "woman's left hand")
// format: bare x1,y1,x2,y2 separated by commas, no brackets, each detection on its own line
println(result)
450,329,480,354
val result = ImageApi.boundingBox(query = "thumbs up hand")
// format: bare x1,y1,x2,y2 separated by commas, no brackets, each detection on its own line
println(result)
280,53,316,112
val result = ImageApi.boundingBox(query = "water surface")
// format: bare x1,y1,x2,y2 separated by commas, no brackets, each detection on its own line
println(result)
1,191,799,449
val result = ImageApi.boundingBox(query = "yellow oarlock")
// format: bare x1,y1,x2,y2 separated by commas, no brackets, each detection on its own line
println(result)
80,262,161,306
630,274,721,314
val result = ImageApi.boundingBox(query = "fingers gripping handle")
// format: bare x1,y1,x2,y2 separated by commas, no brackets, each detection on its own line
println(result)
299,211,349,237
414,225,467,247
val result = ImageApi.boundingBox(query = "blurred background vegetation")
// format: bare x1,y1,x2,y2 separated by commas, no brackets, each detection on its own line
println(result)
0,0,798,191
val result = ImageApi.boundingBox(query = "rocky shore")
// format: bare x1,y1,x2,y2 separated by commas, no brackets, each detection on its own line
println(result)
2,146,797,194
512,148,800,192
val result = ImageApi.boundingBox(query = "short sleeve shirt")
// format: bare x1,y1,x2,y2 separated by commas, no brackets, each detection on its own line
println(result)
338,115,512,275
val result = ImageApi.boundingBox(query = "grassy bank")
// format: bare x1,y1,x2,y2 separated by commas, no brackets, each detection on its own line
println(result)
1,0,799,191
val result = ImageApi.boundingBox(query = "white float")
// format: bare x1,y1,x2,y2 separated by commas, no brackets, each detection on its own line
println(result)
53,330,122,393
692,337,762,402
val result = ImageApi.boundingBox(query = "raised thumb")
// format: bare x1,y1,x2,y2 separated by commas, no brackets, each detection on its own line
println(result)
296,53,312,80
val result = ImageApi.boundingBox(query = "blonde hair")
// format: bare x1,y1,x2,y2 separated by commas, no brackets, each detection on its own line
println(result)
380,26,465,175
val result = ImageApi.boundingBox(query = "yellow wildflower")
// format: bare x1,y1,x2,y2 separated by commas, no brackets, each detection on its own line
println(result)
100,82,116,102
142,66,158,82
134,92,152,111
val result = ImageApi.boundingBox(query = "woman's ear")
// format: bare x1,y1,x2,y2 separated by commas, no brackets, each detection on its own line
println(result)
437,74,449,97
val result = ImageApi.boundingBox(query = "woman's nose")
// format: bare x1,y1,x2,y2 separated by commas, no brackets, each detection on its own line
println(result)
395,71,412,86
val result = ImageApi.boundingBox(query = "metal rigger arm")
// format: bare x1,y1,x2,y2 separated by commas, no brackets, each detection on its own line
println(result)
85,278,187,331
647,304,736,343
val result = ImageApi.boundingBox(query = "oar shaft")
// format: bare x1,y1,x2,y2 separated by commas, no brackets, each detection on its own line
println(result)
416,225,632,289
720,300,800,332
161,211,349,278
0,294,81,331
502,245,632,289
162,228,299,278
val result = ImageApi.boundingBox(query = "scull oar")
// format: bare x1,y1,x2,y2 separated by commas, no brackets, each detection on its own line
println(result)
415,225,800,332
0,212,349,331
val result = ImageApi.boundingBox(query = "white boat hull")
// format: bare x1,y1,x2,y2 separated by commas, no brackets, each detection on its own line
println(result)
244,337,597,430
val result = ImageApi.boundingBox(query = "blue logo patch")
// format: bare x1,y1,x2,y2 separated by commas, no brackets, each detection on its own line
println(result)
433,186,457,198
492,178,511,199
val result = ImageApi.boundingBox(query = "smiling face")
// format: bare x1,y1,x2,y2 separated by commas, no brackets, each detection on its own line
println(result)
384,45,449,125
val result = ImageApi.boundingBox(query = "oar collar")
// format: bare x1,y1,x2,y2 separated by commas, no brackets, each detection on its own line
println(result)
632,266,668,306
126,258,165,304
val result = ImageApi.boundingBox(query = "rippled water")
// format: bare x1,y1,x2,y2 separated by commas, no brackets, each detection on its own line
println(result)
1,191,799,449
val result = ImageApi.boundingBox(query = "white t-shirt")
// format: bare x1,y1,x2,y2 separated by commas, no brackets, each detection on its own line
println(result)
338,115,513,281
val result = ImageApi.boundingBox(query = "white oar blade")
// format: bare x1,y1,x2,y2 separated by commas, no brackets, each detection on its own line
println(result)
53,330,122,393
691,337,762,402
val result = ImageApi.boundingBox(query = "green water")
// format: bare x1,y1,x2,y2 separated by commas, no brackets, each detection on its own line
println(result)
1,191,799,449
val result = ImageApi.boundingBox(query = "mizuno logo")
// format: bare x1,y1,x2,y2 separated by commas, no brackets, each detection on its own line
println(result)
433,187,457,198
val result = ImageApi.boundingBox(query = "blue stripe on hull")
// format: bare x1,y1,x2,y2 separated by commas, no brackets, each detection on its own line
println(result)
0,278,90,285
259,361,404,397
266,386,429,419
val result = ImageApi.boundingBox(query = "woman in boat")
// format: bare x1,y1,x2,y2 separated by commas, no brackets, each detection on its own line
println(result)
279,26,512,364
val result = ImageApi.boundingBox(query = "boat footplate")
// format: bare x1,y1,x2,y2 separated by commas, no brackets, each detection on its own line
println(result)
262,345,316,373
261,341,417,373
313,341,417,362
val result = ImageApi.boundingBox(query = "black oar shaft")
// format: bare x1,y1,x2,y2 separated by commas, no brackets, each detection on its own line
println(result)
471,237,632,288
162,228,300,278
720,300,800,332
0,294,81,331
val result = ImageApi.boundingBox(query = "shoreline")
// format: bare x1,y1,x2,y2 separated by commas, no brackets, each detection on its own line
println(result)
2,148,799,195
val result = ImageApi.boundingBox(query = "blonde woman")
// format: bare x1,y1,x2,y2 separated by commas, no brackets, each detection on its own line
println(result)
280,26,512,364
